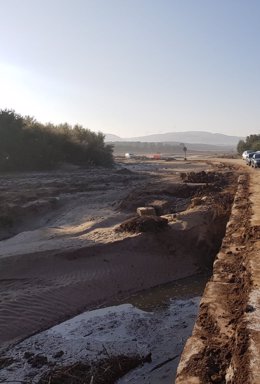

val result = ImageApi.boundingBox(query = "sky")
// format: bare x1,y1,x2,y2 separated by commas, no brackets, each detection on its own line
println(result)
0,0,259,138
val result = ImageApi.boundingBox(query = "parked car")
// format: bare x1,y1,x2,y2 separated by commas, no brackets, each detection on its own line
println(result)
245,152,256,166
242,150,254,160
251,153,260,168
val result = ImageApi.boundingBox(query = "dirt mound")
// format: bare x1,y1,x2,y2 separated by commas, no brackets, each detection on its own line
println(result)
180,170,229,185
118,177,232,216
116,215,168,233
118,183,208,215
161,183,205,198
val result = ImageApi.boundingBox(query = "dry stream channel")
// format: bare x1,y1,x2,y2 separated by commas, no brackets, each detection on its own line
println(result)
0,159,237,383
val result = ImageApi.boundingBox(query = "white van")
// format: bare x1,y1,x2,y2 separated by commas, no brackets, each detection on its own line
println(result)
242,150,254,160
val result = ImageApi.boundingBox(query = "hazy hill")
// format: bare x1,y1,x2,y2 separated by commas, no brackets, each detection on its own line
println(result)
105,131,243,146
111,141,236,155
105,133,122,142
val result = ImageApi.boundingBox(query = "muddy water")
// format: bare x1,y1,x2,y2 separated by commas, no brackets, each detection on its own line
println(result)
117,273,210,384
126,273,210,311
0,274,210,384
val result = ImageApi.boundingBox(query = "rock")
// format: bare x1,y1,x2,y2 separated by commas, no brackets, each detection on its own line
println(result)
137,207,156,216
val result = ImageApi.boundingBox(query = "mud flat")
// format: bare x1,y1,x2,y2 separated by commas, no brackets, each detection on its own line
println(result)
0,274,210,384
0,159,239,382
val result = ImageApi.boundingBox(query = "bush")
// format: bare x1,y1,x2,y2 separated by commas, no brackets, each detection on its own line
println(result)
0,110,113,171
237,134,260,155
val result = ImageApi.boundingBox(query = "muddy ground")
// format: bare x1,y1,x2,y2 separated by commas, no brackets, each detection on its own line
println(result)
176,162,260,384
0,158,242,382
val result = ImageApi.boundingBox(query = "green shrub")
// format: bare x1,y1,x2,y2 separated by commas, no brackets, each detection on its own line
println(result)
0,110,113,171
237,134,260,155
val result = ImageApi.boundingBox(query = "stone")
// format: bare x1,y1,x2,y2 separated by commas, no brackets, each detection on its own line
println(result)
137,207,156,216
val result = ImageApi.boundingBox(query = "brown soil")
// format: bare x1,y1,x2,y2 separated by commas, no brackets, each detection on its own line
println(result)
176,162,260,384
116,215,169,233
0,159,238,352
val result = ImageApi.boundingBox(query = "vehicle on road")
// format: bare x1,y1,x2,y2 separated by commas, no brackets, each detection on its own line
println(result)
242,150,254,160
251,153,260,168
125,153,135,159
245,152,256,166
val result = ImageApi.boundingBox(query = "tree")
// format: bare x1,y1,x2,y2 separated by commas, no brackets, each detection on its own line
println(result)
0,109,114,171
237,139,246,155
237,134,260,154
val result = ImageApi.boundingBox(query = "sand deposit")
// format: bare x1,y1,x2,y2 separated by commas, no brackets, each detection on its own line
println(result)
0,158,240,382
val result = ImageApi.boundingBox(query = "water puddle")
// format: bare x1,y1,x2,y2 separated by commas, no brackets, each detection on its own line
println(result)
0,274,209,383
117,273,209,383
126,273,210,311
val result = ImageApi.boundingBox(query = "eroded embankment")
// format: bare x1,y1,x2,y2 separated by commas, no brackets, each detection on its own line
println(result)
176,173,254,383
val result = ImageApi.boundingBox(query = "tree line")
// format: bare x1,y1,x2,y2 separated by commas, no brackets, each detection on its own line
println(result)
237,135,260,154
0,109,113,171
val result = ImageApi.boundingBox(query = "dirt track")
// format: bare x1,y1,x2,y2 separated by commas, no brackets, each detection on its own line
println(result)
0,159,239,351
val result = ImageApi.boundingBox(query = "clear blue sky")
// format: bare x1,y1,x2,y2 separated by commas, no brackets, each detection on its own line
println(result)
0,0,259,137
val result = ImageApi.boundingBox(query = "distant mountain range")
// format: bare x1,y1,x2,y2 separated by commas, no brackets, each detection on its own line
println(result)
105,131,243,146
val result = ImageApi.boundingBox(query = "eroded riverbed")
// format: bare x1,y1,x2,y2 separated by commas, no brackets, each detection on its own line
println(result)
0,159,240,383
